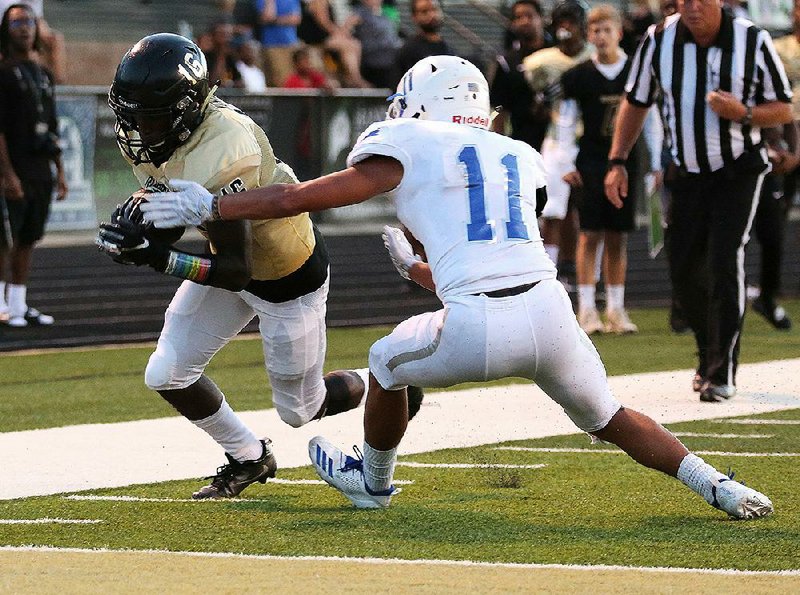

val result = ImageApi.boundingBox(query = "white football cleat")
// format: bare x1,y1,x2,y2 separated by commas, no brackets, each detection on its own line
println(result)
712,477,773,520
605,308,638,334
309,436,398,509
578,307,605,335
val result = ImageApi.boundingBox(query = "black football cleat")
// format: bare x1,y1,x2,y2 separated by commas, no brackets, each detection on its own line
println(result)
407,386,424,420
192,439,277,499
752,297,792,331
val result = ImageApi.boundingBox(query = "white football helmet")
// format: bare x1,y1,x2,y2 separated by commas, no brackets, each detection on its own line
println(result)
386,55,491,129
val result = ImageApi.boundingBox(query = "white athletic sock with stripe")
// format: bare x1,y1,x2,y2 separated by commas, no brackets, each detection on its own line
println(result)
362,441,397,493
677,453,729,504
577,285,595,312
8,283,26,318
192,398,262,462
606,284,625,312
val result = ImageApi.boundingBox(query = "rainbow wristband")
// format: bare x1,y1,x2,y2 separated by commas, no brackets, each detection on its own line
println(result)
164,250,213,284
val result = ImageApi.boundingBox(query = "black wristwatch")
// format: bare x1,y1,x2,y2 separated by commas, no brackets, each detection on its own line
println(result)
739,105,753,127
607,157,627,170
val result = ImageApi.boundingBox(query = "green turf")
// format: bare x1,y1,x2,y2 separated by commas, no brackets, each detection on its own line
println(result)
0,301,798,432
1,303,799,571
0,410,797,570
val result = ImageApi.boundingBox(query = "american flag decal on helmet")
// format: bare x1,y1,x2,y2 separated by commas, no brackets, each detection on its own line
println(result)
468,83,479,92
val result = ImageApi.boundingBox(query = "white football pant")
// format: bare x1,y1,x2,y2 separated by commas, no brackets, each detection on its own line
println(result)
369,278,621,432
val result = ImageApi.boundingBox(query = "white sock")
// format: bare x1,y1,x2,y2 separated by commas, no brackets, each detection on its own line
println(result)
595,240,604,280
354,368,370,409
606,284,625,312
362,441,397,493
192,398,262,462
0,281,6,310
544,244,559,267
577,285,596,312
677,453,729,504
8,283,26,318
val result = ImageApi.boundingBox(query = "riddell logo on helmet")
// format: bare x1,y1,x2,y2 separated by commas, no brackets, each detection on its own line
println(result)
452,115,489,126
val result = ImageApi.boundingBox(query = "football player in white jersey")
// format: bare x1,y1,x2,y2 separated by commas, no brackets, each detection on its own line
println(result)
95,34,409,500
142,55,773,520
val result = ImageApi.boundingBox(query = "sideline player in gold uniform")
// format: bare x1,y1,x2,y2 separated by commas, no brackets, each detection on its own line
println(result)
96,33,401,499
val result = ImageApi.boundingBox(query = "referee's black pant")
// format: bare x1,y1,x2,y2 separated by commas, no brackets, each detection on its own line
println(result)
666,157,768,387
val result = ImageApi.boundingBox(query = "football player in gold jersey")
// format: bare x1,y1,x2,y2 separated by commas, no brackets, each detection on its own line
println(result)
97,33,388,499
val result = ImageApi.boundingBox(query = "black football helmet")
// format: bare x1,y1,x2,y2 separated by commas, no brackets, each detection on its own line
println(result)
108,33,210,165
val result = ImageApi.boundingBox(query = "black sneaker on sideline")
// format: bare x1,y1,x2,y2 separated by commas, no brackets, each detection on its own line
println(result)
752,297,792,330
192,439,277,499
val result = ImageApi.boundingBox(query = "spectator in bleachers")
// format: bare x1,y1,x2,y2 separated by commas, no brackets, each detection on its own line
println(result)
256,0,302,86
0,4,67,326
283,45,336,90
395,0,454,76
236,39,268,92
490,0,550,151
204,20,244,88
351,0,402,88
0,0,64,82
297,0,370,87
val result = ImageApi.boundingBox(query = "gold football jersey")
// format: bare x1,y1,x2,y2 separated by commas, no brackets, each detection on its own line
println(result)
127,98,315,281
522,46,593,93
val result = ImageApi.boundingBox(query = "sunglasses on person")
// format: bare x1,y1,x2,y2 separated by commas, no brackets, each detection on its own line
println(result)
8,17,36,30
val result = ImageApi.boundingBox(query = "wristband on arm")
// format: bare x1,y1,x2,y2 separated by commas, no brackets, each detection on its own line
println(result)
163,250,215,284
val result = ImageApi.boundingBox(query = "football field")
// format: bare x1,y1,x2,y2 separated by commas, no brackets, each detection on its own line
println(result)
1,305,799,593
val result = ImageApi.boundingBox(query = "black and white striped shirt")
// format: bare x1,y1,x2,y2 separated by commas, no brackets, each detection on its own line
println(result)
626,9,792,173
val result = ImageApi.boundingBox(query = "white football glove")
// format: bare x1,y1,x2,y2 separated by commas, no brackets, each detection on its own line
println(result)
140,179,216,228
382,225,422,280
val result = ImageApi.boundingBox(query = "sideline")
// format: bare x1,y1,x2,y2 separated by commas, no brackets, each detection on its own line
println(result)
2,358,799,500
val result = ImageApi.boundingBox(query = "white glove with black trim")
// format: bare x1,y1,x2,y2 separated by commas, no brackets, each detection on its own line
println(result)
382,225,422,280
141,179,216,228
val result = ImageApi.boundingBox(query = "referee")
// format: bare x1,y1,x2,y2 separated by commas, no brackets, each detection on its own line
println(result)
604,0,792,402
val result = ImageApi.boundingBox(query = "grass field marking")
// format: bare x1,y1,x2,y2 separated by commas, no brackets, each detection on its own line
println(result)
671,432,774,439
492,447,800,457
712,419,800,425
397,462,548,470
1,545,798,576
0,518,103,525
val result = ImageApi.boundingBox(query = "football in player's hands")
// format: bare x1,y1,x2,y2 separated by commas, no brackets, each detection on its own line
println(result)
401,225,426,262
128,187,186,246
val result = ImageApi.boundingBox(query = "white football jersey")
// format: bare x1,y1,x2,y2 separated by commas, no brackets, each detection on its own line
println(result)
347,119,556,300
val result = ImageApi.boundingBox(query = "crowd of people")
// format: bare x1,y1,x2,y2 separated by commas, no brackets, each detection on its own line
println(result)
191,0,452,90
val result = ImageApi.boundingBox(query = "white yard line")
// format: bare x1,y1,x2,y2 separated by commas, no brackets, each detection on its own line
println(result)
0,518,102,525
492,446,800,457
2,358,800,500
397,462,547,469
0,545,798,575
712,419,800,425
671,432,773,438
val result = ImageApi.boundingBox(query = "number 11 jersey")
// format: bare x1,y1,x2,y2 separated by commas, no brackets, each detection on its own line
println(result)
347,119,557,300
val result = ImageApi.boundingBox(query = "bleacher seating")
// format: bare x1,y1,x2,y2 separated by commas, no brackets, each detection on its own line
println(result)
44,0,220,43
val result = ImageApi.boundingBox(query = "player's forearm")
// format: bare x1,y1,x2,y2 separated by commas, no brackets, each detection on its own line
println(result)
408,262,435,292
608,99,649,160
217,157,403,220
752,101,793,127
